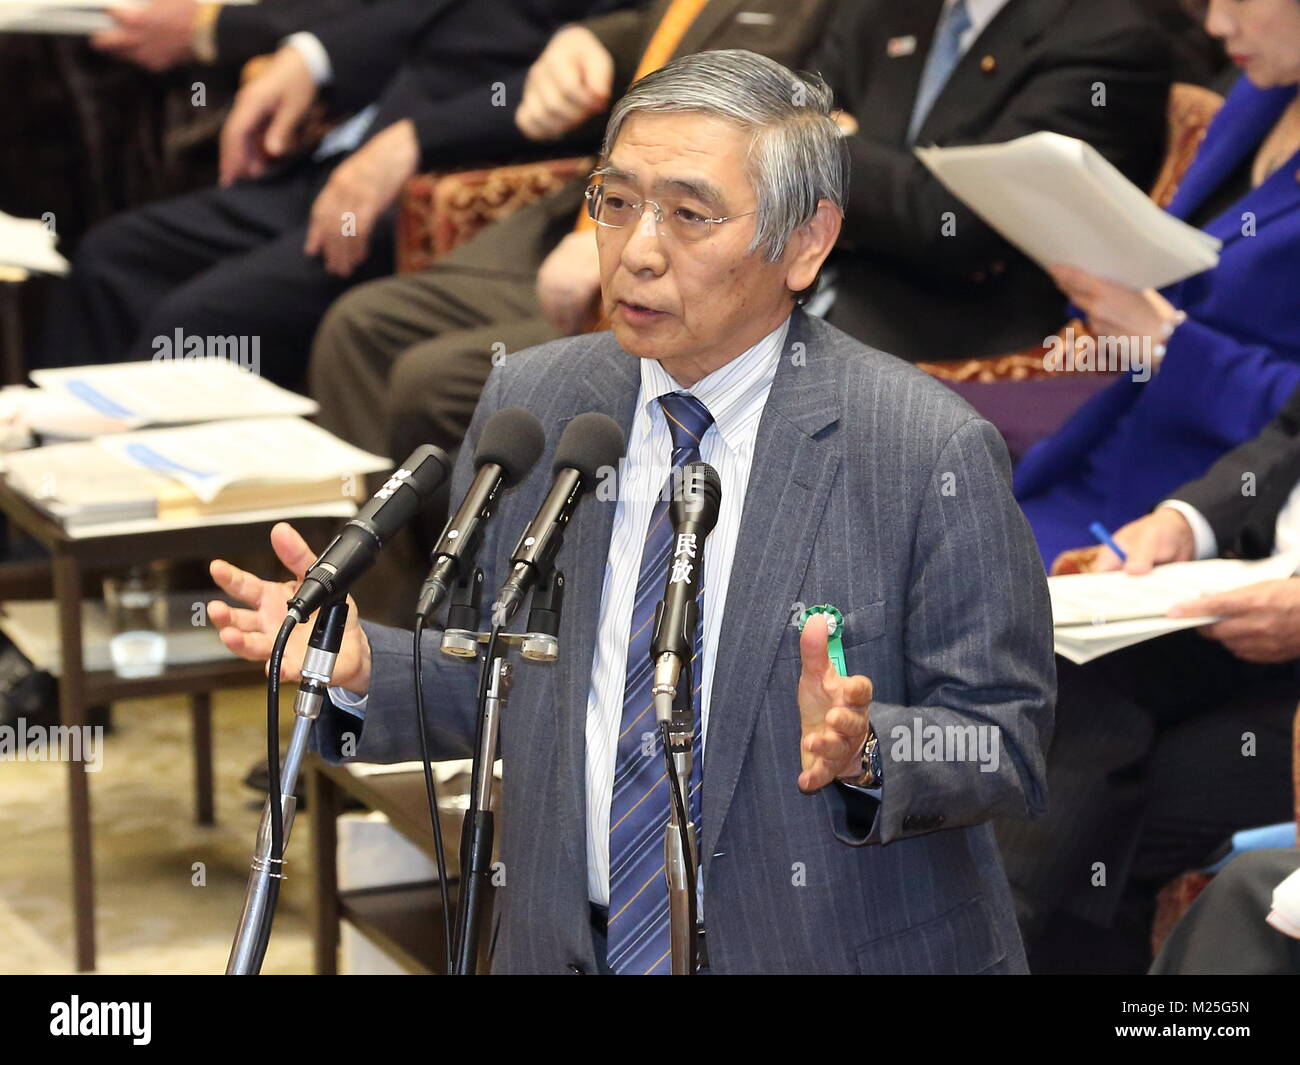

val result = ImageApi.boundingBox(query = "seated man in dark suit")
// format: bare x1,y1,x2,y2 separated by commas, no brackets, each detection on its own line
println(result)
207,50,1055,974
998,382,1300,973
809,0,1172,363
39,0,637,385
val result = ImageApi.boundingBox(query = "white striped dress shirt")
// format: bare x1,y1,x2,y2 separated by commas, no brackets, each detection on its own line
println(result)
585,316,790,906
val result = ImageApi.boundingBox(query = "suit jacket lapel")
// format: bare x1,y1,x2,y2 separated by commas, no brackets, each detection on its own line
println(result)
1167,80,1293,221
912,0,1063,147
1201,148,1300,251
1167,81,1300,257
552,343,639,870
700,310,842,870
859,0,945,145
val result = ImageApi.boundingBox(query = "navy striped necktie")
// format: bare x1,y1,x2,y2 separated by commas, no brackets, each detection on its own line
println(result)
607,391,713,975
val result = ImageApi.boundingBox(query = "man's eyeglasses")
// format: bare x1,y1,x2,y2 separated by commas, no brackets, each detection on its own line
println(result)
584,182,755,243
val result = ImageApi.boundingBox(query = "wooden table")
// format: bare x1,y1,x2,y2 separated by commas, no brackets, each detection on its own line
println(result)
0,478,341,971
309,759,497,974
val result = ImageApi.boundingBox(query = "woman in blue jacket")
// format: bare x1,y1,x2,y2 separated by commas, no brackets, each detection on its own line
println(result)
1015,0,1300,567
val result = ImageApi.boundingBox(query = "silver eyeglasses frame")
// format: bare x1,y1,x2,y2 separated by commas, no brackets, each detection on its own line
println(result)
584,181,756,240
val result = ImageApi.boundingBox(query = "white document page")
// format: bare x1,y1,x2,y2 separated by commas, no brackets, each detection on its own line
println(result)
30,358,318,429
1050,553,1300,664
0,211,68,274
94,416,389,503
916,131,1221,290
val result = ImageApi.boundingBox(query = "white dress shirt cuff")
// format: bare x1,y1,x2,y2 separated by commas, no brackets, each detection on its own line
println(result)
328,686,368,719
1159,500,1218,560
285,31,332,85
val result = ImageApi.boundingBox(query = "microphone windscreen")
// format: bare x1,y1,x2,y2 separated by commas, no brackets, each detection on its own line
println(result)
475,407,545,486
673,461,722,533
553,412,626,484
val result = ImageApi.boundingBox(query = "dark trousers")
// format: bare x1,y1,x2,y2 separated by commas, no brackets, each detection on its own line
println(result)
308,179,580,464
996,631,1298,973
38,152,394,387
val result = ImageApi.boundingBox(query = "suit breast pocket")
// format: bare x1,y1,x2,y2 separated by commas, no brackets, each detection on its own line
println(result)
773,600,888,663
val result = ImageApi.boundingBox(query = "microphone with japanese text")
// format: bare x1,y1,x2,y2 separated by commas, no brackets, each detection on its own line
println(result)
287,444,451,622
648,459,720,975
650,461,722,722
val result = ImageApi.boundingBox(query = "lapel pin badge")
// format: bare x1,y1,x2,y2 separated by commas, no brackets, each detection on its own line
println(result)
798,604,847,676
980,54,998,74
887,34,918,58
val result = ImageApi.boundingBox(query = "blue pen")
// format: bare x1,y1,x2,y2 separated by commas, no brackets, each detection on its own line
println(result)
1089,521,1128,563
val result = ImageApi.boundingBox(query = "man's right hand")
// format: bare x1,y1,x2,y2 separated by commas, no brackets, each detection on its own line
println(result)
208,522,373,693
1050,507,1196,576
516,24,614,142
219,45,318,187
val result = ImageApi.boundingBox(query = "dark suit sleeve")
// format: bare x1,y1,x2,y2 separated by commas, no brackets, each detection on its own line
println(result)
213,0,364,68
834,17,1172,279
1169,383,1300,558
368,70,533,169
311,0,460,113
824,417,1056,846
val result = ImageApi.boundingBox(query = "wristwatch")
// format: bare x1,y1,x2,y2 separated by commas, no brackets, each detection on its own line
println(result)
838,728,882,789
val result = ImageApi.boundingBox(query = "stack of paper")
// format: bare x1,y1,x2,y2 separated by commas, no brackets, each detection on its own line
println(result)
916,131,1222,290
3,416,389,527
0,211,68,275
24,358,318,437
1050,552,1300,664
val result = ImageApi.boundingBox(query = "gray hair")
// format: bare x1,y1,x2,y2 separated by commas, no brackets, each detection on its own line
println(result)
601,49,848,262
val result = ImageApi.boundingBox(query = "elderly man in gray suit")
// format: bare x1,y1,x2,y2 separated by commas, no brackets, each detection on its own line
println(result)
209,49,1055,974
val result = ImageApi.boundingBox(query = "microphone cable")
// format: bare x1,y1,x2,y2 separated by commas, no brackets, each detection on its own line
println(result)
659,718,698,971
451,621,501,973
253,615,297,971
412,615,454,975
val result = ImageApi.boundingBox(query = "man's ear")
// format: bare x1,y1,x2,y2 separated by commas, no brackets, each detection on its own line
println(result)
784,199,843,295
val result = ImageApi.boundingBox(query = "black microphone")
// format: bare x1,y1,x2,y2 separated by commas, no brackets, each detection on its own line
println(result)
416,408,545,623
491,412,625,627
650,462,722,718
287,444,451,622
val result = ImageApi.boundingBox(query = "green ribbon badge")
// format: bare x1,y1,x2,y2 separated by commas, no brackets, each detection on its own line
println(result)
798,604,846,676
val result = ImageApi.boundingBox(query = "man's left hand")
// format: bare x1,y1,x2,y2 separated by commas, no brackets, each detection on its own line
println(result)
304,119,419,277
797,613,873,792
1170,577,1300,663
91,0,198,72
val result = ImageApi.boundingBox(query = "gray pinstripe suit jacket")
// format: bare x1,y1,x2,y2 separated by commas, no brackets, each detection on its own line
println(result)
316,309,1056,973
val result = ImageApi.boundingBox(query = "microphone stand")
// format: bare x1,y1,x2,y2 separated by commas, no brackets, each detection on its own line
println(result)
444,566,564,975
653,654,700,975
227,599,349,975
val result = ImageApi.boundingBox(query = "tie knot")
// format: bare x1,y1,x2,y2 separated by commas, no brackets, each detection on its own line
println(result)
658,392,714,453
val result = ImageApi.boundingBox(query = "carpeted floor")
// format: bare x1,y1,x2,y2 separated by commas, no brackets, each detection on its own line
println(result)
0,686,316,974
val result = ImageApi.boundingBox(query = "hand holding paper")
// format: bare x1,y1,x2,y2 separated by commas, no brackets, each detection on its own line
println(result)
1170,577,1300,664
